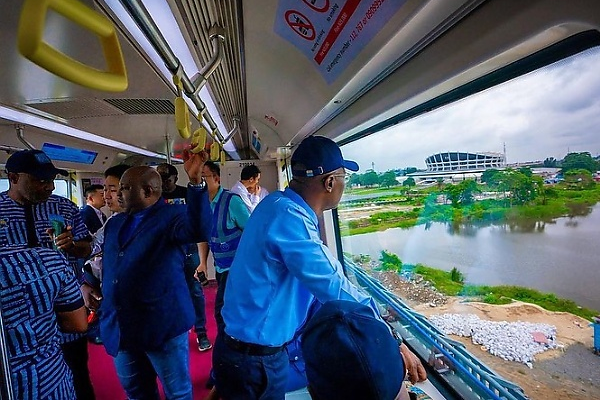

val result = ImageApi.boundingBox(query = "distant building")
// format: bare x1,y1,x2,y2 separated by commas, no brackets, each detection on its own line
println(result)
408,151,505,184
425,151,505,172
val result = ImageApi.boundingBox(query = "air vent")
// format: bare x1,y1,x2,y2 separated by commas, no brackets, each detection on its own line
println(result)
103,98,174,114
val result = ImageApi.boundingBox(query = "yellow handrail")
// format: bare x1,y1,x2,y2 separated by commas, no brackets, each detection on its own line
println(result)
18,0,128,92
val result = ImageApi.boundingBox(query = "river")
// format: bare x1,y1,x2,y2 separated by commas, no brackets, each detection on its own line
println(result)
342,204,600,310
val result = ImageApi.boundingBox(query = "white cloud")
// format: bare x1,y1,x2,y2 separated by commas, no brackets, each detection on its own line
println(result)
342,47,600,172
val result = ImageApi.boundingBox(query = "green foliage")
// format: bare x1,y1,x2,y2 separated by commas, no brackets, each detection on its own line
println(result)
413,264,464,296
543,157,558,167
403,177,416,187
561,152,599,174
362,171,379,187
378,250,402,272
444,179,479,206
379,171,398,187
450,267,464,283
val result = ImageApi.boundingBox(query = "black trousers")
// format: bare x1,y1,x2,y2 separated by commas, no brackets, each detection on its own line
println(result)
214,270,229,335
61,336,96,400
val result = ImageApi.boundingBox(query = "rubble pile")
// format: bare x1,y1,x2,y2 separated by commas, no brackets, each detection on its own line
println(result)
429,313,560,368
371,270,447,307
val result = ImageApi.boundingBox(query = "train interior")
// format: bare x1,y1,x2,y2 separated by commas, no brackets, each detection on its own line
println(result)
2,0,600,399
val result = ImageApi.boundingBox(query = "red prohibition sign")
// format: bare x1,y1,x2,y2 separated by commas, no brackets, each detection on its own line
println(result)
302,0,330,12
285,10,316,41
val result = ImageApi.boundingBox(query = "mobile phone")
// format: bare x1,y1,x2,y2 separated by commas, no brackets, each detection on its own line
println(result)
197,271,209,286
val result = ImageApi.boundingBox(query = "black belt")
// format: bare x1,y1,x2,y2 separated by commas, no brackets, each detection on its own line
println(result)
223,335,284,356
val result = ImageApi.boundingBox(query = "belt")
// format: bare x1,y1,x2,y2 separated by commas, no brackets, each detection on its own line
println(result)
223,334,284,356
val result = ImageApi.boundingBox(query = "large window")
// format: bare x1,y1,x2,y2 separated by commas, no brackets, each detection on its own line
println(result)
338,47,600,398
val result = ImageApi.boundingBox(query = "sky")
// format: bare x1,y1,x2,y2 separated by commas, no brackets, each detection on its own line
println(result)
341,47,600,172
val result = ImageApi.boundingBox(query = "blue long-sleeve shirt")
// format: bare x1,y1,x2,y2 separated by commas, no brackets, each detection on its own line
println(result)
222,187,378,347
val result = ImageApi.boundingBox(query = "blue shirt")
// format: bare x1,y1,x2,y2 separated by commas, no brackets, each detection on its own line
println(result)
222,187,378,346
0,247,84,400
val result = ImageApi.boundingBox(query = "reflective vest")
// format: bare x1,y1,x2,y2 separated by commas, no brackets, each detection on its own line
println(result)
209,190,243,271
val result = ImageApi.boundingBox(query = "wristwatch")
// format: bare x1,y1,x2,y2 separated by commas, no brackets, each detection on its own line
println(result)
188,180,207,190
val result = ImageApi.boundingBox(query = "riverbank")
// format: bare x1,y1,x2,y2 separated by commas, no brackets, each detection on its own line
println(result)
373,270,600,400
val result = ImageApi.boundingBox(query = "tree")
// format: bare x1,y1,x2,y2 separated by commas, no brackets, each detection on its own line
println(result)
561,152,599,174
379,171,398,187
362,171,379,187
348,173,361,187
564,168,595,189
445,179,479,206
481,169,502,186
405,167,417,174
403,177,416,187
543,157,557,167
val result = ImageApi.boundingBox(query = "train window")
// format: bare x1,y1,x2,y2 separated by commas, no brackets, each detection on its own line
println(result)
338,46,600,398
0,178,72,200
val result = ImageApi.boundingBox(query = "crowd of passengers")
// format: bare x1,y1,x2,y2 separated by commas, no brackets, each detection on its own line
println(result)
0,136,427,400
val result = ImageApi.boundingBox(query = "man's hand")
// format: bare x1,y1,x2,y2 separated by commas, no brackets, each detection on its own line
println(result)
81,283,102,311
47,225,75,251
400,343,427,384
183,148,209,184
194,262,208,281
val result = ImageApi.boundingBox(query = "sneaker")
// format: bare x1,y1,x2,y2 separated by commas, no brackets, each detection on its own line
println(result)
197,334,212,352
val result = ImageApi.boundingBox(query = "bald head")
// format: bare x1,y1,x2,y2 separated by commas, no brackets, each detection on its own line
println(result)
118,166,163,213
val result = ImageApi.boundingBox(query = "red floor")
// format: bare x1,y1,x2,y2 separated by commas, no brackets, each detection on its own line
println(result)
88,284,217,400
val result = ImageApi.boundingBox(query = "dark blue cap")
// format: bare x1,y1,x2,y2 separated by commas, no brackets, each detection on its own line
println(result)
291,136,359,177
5,150,68,180
301,300,405,400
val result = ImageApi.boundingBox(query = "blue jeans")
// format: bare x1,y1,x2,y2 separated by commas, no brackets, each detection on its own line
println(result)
114,332,192,400
212,334,288,400
185,251,207,335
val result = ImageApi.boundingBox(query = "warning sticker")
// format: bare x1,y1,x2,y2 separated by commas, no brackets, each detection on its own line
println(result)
275,0,406,84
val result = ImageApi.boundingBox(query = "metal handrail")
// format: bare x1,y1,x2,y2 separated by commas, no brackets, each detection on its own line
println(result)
117,0,225,143
346,260,529,400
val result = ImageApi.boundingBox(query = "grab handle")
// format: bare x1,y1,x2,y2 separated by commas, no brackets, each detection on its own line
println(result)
18,0,128,92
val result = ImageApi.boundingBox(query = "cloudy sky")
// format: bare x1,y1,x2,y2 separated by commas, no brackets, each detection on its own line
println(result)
341,47,600,172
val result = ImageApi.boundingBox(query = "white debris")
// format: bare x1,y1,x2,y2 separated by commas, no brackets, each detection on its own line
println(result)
429,313,559,367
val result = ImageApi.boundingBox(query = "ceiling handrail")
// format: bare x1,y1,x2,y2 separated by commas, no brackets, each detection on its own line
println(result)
117,0,226,143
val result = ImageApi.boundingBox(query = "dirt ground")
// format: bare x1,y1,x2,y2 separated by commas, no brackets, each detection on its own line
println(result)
374,271,600,400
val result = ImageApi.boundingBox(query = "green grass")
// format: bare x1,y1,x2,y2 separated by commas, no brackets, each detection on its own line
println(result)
409,264,599,320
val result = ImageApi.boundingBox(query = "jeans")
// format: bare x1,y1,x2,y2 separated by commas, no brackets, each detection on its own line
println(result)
61,336,95,400
213,334,288,400
185,251,207,335
214,270,229,335
114,332,192,400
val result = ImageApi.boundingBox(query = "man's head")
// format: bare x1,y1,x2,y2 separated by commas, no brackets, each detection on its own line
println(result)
117,166,162,214
301,300,405,400
84,184,105,209
5,150,68,204
104,164,130,213
290,136,359,212
202,161,221,193
156,163,179,193
240,165,261,193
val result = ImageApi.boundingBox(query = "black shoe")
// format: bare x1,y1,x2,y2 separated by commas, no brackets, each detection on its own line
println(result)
197,334,212,352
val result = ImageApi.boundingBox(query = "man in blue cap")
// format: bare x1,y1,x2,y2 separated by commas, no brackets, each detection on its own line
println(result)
213,136,426,399
1,149,95,399
301,300,410,400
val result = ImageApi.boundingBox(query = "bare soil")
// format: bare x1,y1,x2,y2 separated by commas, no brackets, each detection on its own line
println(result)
374,271,600,400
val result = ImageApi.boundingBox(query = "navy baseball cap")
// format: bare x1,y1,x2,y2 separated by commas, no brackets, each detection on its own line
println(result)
301,300,405,400
291,136,359,177
5,150,68,180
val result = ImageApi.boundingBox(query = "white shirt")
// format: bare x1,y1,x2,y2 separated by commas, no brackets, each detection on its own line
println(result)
230,181,269,213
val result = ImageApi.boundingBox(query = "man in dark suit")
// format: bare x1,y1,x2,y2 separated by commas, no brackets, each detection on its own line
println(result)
80,184,107,234
97,150,211,399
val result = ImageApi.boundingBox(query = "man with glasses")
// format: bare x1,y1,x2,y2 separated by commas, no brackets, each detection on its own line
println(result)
1,149,95,399
212,136,427,399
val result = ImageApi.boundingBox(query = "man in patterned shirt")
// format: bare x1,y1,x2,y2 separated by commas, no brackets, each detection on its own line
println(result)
0,247,88,399
1,149,94,399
